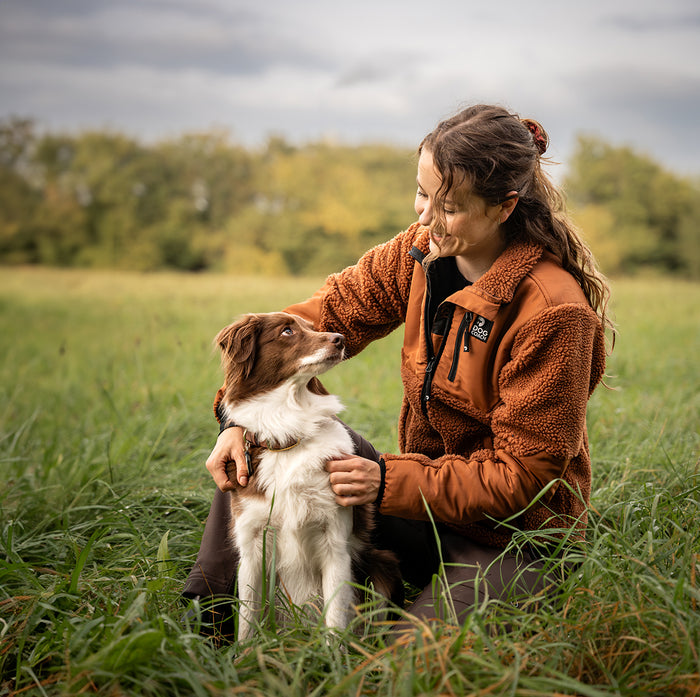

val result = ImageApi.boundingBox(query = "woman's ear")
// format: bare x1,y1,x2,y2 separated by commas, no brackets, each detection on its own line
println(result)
499,191,519,223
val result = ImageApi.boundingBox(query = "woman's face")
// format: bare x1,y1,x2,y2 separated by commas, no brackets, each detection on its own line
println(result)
414,149,511,262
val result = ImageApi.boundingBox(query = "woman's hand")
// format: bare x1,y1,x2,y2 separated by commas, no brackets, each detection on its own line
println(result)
206,426,248,492
326,456,381,506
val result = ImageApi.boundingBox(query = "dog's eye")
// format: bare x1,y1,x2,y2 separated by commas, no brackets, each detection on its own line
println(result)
281,326,294,336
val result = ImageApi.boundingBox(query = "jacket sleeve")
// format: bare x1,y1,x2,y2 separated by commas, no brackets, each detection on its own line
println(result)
283,225,423,357
379,303,607,524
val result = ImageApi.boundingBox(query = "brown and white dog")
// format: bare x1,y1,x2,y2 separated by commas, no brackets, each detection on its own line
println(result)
214,312,402,641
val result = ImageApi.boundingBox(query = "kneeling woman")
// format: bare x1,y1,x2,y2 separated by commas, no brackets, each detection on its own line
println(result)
184,103,611,639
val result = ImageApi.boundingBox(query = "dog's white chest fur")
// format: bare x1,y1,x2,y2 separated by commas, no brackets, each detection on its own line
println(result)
233,417,354,548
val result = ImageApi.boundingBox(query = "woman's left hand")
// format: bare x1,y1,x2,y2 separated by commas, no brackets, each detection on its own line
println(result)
326,456,381,506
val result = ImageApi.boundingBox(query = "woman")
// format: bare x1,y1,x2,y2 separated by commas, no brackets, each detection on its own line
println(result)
183,104,611,639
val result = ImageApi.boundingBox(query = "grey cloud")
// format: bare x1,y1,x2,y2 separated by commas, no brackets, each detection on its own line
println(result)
603,11,700,32
336,64,391,87
0,0,336,76
565,66,700,171
1,0,698,175
335,53,418,88
573,67,700,116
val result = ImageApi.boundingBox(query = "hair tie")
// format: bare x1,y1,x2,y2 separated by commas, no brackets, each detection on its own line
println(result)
522,119,548,156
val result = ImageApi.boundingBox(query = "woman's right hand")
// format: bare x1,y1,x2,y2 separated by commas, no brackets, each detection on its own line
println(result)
205,426,249,492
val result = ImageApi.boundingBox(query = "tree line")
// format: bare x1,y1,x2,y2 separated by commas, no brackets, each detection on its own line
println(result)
1,118,698,278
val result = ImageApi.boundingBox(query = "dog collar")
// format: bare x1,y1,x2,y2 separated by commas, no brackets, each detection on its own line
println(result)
243,429,302,453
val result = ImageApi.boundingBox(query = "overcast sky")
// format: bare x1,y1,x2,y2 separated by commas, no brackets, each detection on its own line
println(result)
1,0,699,176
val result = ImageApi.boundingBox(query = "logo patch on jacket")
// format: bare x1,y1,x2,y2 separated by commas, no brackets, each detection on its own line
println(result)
470,315,493,343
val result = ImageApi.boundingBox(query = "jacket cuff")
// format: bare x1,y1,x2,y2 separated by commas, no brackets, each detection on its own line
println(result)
215,399,238,433
374,458,387,507
213,387,225,423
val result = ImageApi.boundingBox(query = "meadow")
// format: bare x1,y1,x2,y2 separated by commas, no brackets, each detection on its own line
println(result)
1,266,698,696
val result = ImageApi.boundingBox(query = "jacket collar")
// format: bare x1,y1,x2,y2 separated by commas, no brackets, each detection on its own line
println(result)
411,226,544,316
465,240,543,305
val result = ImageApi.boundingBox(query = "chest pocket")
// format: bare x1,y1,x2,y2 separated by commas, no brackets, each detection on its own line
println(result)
434,310,499,414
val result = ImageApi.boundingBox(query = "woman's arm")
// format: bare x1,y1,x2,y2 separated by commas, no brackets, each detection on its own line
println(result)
283,224,424,355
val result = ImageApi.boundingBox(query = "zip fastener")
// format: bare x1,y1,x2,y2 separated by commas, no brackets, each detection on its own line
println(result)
420,333,452,418
420,304,455,419
420,355,437,416
420,275,436,419
447,311,473,382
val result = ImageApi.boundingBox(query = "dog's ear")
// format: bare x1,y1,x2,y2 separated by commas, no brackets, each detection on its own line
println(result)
215,314,261,380
307,377,329,396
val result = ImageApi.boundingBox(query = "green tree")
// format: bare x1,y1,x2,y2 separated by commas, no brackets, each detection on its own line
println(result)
228,138,415,275
6,123,696,279
566,136,700,277
0,118,42,263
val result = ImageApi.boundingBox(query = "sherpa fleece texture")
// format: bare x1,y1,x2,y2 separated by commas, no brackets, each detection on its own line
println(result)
218,223,607,548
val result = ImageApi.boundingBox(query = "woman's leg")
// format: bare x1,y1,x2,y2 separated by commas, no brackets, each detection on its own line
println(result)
183,486,238,599
392,531,551,636
182,487,238,642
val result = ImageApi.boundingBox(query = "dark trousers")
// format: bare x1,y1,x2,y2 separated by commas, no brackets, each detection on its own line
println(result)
183,426,551,633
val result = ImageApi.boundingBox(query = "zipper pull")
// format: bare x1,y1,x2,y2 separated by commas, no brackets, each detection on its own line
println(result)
421,356,437,412
423,356,437,388
463,312,473,352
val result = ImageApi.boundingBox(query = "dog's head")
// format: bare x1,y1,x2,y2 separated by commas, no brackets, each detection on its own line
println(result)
215,312,345,398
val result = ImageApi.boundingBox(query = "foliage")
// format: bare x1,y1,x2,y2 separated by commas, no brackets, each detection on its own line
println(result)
0,119,415,275
1,268,698,696
3,118,699,278
565,136,700,278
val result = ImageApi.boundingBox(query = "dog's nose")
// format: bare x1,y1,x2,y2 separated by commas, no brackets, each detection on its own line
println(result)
329,333,345,348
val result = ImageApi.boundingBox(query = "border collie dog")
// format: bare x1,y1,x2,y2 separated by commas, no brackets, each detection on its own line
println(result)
215,312,402,641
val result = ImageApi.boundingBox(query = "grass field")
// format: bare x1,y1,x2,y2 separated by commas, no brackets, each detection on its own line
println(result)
1,266,698,696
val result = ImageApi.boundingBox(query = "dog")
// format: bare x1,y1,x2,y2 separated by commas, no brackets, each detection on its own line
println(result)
214,312,402,641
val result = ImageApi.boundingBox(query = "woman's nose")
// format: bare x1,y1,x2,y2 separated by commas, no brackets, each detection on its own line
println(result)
416,200,432,226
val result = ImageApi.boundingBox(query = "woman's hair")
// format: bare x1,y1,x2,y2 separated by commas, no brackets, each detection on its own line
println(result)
419,104,613,334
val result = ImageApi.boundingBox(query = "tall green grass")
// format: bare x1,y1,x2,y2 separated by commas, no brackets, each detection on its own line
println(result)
1,268,698,696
